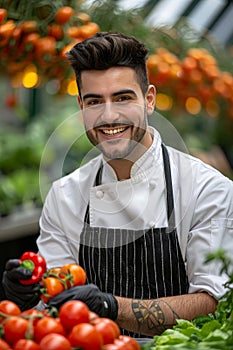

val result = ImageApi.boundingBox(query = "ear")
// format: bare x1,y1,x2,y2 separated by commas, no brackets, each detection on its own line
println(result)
146,85,156,115
77,95,83,109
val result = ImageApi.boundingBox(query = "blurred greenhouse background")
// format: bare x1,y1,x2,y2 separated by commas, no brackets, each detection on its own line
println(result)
0,0,233,295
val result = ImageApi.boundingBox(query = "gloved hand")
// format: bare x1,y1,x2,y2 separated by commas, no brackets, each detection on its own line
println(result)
48,283,118,320
2,259,41,311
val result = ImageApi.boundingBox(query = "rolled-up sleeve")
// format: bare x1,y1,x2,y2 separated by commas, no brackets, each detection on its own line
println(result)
186,165,233,300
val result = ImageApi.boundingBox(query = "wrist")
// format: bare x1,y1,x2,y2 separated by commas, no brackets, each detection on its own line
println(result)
103,293,118,320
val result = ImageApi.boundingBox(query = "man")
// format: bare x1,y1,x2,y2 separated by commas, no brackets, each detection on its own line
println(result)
3,32,233,337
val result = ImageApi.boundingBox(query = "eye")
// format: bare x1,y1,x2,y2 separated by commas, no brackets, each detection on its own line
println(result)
85,99,102,107
116,95,132,103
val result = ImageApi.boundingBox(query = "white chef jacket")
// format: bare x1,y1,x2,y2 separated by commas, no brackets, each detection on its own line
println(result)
38,127,233,300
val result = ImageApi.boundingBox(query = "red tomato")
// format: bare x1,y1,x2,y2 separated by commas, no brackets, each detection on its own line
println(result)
104,344,123,350
60,263,86,287
13,339,39,350
3,316,29,346
0,8,7,24
59,300,89,332
0,338,11,349
34,317,65,343
115,336,141,350
93,318,121,345
39,333,71,350
40,277,65,303
68,323,103,350
4,93,17,108
0,300,21,323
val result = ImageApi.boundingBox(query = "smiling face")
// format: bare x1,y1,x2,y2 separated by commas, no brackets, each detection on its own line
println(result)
78,67,156,162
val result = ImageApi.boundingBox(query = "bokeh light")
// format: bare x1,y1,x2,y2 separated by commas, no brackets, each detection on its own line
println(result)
185,97,201,115
67,79,78,96
156,93,173,111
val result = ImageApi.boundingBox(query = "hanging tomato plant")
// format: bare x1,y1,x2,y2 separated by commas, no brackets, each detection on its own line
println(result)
0,0,100,94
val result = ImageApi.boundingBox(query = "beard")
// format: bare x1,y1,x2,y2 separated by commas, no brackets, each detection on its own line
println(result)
85,107,148,161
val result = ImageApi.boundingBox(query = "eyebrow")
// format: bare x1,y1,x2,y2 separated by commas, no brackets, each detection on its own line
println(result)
82,89,137,101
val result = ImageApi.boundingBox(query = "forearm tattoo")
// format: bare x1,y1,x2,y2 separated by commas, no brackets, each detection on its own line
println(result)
132,299,180,333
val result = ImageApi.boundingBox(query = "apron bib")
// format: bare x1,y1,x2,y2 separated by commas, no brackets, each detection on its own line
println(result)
79,144,188,336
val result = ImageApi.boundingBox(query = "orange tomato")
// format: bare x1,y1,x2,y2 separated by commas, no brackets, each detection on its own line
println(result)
20,20,38,33
79,22,100,39
55,6,74,25
60,263,86,287
66,26,82,39
35,36,56,54
0,20,15,46
23,32,40,46
35,36,57,65
48,24,64,40
12,27,22,41
40,277,65,303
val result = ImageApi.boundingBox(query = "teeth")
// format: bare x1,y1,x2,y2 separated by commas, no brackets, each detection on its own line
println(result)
102,127,126,135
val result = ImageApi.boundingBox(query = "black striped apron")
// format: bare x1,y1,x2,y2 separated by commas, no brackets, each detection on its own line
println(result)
79,144,188,336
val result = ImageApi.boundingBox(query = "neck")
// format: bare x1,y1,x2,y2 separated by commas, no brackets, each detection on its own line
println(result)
107,158,133,180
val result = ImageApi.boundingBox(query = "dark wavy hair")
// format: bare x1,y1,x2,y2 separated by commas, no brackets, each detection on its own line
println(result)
66,32,149,97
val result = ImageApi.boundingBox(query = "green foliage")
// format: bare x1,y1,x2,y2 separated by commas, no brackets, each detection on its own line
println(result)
142,250,233,350
84,0,157,53
0,99,92,216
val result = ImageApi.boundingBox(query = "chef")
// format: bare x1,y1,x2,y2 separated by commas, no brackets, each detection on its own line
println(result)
3,32,233,337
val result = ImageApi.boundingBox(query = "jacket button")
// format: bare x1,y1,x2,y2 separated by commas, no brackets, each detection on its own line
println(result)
150,180,156,189
96,190,104,199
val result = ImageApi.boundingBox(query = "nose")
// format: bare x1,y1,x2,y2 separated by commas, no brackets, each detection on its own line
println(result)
101,102,120,124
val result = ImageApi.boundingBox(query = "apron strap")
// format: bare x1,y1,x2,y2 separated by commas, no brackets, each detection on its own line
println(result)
161,143,176,231
84,164,103,224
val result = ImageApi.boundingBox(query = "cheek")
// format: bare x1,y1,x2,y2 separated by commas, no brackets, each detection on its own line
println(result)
126,104,145,120
83,113,96,132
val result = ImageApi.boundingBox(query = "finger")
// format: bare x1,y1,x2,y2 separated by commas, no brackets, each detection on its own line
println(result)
7,267,33,281
5,259,20,271
47,288,79,306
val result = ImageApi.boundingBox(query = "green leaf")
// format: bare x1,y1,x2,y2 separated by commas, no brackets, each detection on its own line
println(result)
200,320,222,338
174,319,195,329
155,330,190,345
203,329,231,342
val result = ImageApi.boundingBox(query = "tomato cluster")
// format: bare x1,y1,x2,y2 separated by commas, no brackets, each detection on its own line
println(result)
16,251,87,302
147,47,233,120
40,263,87,303
0,2,100,93
0,300,140,350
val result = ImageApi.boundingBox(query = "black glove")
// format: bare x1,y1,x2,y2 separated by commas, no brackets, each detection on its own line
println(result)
48,283,118,320
2,259,40,311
